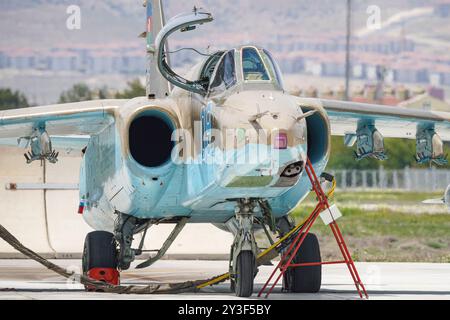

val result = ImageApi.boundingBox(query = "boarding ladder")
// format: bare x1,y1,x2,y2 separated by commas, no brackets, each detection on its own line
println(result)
258,158,369,298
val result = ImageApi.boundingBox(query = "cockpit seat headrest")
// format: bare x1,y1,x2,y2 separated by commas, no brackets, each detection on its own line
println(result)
245,73,265,81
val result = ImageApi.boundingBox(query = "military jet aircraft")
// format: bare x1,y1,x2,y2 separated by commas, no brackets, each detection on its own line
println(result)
1,1,450,297
423,185,450,212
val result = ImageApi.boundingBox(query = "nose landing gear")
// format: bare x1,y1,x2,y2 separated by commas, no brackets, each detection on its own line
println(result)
229,199,258,297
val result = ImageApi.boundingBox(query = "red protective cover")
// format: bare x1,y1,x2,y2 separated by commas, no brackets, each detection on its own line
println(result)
85,268,120,290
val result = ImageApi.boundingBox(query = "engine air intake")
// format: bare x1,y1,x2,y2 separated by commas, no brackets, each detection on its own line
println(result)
129,112,175,168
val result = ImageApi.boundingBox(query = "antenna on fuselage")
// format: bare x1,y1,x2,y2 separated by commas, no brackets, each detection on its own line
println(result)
142,0,171,99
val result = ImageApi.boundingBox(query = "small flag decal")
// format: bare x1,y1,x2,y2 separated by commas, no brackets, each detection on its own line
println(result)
78,198,86,214
146,0,154,46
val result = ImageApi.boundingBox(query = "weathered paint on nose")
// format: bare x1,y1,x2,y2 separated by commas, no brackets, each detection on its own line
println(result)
219,90,307,149
203,91,308,191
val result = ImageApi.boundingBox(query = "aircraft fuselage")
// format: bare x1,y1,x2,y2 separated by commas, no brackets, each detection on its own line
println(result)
80,85,330,232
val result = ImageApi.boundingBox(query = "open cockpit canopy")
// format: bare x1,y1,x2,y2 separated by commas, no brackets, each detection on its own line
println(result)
155,9,284,96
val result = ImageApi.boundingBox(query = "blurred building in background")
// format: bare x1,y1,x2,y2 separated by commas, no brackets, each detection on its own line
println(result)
1,0,450,105
291,84,450,111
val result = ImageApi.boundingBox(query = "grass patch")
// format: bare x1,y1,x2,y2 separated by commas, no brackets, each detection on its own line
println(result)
287,191,450,262
292,206,450,238
302,191,443,204
426,241,448,250
335,191,443,202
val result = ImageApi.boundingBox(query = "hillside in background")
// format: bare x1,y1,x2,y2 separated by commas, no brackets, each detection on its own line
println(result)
1,0,448,51
1,0,450,104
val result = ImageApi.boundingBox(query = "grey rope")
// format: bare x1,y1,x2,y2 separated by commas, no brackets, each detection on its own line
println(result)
0,223,206,294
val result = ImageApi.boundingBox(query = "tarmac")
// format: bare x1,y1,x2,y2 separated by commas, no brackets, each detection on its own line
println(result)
0,259,449,300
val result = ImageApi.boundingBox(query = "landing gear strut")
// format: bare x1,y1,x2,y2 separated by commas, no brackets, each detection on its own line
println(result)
113,213,146,270
113,212,188,271
229,199,258,297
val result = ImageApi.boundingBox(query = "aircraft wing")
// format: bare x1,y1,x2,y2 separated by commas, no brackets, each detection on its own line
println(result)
297,98,450,163
0,99,125,151
318,99,450,140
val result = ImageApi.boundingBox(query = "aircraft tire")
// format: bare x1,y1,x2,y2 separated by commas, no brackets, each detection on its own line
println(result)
235,251,255,297
283,233,322,293
82,231,119,289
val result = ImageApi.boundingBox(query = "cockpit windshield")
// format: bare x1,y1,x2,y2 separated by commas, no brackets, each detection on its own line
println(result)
241,47,284,89
207,46,284,96
242,47,270,81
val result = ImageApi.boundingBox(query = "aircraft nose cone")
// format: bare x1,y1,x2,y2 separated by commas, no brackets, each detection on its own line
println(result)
252,104,307,148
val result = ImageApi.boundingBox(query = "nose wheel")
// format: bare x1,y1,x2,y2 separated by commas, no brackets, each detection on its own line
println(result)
235,251,256,297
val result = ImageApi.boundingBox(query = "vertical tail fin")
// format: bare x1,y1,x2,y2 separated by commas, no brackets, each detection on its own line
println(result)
144,0,171,99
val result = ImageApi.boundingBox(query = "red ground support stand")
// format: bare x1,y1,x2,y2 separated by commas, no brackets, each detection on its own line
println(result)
258,158,369,299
